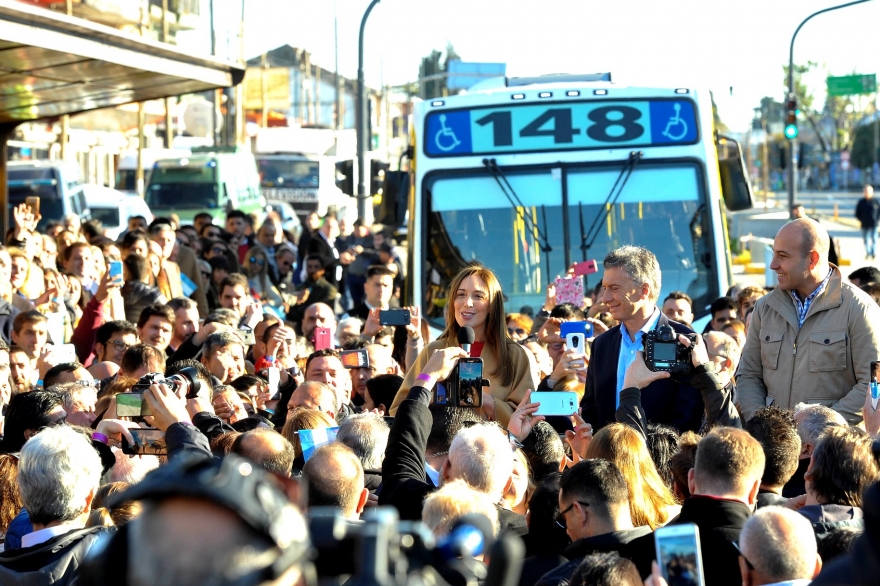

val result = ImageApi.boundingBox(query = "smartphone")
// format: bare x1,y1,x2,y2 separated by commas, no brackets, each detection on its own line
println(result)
533,391,579,416
25,196,39,217
256,407,275,419
560,320,594,339
108,260,123,284
267,367,280,396
871,361,880,410
456,358,484,408
238,327,256,346
54,344,77,364
116,392,151,417
340,349,370,368
555,275,585,307
654,523,705,586
121,428,167,456
314,327,332,351
565,332,587,360
572,259,598,277
379,309,411,326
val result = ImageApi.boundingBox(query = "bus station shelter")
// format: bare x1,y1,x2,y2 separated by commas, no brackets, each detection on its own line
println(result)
0,0,245,233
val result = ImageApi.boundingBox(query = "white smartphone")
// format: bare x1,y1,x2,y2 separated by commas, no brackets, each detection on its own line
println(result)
267,366,280,396
565,332,586,356
533,391,579,417
654,523,705,586
54,344,77,364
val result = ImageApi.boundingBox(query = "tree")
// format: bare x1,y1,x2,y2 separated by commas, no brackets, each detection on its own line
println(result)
851,120,879,169
418,43,461,99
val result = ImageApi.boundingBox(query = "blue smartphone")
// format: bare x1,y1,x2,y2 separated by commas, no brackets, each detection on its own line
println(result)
560,320,593,339
108,260,123,283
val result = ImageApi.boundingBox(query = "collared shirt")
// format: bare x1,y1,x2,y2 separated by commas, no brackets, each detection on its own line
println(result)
21,522,82,549
616,307,661,407
789,269,833,328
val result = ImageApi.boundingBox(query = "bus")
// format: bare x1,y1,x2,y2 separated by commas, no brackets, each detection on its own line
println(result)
406,74,753,330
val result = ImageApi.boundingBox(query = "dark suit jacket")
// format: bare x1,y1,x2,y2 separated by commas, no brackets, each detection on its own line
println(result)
582,311,703,432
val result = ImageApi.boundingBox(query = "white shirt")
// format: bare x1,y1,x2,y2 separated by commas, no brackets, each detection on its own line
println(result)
21,522,82,548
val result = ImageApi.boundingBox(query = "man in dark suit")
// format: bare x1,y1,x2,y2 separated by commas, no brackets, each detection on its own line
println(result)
307,214,344,290
582,245,703,433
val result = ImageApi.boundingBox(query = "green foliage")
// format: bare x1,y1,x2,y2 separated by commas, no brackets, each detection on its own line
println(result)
851,120,879,168
783,62,817,111
419,43,461,99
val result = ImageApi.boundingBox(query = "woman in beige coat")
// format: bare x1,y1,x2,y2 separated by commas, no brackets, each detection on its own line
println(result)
389,263,538,428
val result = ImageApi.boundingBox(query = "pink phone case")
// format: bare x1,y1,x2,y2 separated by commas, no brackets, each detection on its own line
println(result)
555,275,585,306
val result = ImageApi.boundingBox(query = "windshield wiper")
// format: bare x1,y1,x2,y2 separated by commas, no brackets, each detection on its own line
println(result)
579,151,643,265
482,158,555,280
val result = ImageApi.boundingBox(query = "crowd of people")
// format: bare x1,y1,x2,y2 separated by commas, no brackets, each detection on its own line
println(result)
0,203,878,586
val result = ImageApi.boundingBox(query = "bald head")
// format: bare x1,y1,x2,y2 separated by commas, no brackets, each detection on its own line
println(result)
288,381,338,419
740,507,821,583
233,428,295,477
778,218,830,260
302,443,367,519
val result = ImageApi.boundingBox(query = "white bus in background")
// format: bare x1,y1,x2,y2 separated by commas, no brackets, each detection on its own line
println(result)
254,127,357,223
406,74,753,329
115,148,191,197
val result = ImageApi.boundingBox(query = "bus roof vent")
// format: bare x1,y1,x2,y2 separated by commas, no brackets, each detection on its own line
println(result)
507,73,612,87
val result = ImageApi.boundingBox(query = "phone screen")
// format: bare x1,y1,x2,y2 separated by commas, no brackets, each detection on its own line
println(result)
457,360,483,407
340,349,369,368
123,429,167,455
656,527,703,586
116,392,150,417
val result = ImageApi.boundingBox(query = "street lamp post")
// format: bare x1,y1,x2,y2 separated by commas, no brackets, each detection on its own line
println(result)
787,0,872,217
357,0,382,223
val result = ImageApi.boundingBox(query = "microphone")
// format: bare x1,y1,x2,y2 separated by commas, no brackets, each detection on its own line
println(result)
458,326,475,356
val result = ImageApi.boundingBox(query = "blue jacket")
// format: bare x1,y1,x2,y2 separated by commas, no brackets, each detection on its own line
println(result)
582,311,704,432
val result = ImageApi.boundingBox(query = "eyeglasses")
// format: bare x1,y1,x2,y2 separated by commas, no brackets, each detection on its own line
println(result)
211,247,227,254
108,340,131,351
548,342,564,352
249,257,266,266
733,541,754,571
508,327,526,336
555,501,590,529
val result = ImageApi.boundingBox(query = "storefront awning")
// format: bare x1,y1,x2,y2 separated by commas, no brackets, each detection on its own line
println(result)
0,0,244,124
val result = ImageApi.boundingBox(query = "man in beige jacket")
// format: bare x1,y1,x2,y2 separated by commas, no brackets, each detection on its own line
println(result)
738,219,880,423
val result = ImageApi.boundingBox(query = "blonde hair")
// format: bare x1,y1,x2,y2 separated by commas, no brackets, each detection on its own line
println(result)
422,479,499,538
281,407,335,459
441,263,516,387
585,423,678,529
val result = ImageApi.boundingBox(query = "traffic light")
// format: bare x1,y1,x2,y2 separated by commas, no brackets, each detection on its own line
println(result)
370,160,390,196
784,96,798,140
335,160,354,196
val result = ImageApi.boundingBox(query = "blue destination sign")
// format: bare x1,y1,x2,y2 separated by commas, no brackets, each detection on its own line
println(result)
424,99,698,157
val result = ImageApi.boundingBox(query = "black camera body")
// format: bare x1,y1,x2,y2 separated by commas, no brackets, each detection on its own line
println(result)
643,325,697,375
435,358,487,408
131,367,202,399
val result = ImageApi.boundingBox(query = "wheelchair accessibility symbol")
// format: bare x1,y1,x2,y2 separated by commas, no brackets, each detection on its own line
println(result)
662,103,688,141
434,114,461,152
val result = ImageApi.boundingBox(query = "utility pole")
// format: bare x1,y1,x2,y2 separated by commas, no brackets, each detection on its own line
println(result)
787,0,872,216
356,0,381,223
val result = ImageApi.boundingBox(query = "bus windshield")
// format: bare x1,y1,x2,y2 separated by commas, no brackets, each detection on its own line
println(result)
257,159,319,188
146,183,220,210
424,161,715,324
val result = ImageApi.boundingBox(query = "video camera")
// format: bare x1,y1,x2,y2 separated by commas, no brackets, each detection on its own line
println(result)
643,324,698,375
309,507,523,586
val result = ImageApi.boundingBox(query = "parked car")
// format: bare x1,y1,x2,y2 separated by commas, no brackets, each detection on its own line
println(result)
82,184,153,240
7,160,88,231
266,199,303,242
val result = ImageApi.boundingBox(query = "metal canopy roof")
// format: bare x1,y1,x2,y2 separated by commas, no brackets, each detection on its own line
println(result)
0,0,244,126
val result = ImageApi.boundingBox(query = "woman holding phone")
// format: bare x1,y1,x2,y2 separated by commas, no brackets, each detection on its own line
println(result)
389,263,538,427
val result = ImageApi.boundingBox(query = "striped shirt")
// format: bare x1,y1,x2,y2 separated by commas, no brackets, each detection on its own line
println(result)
789,269,833,327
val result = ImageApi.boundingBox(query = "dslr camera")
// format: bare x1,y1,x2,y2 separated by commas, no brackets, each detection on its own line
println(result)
435,358,487,408
642,324,697,375
131,367,202,399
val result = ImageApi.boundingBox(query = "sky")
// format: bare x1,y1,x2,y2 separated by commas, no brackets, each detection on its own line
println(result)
242,0,880,132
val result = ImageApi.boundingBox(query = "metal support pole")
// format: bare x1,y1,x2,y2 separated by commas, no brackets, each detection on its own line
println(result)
788,0,871,216
357,0,381,223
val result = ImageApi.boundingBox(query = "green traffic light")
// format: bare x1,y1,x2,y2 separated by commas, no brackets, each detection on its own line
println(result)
784,124,798,139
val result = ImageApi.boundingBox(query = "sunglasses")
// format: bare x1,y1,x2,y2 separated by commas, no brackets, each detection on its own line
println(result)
249,257,266,266
508,327,526,336
555,501,590,530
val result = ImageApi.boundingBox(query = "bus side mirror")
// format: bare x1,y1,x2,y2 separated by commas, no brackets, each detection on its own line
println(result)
717,134,753,212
